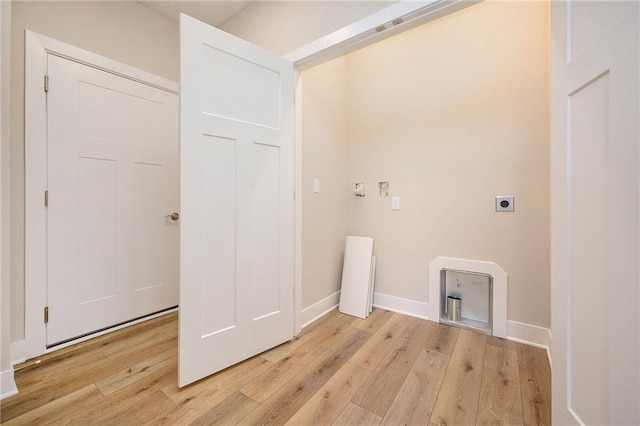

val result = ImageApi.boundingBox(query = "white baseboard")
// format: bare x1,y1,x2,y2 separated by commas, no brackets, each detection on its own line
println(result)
1,368,18,400
372,292,429,320
301,290,552,365
371,291,551,359
10,339,26,366
300,291,340,328
506,319,552,357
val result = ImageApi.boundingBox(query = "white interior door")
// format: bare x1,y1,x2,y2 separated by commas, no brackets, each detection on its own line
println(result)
47,54,179,346
179,14,295,387
551,2,639,424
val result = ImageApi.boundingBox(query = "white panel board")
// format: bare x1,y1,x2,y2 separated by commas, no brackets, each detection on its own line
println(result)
115,161,134,296
201,134,237,336
251,143,280,320
368,256,376,314
133,163,164,291
339,236,374,319
78,81,163,148
202,44,280,129
570,73,610,424
78,157,116,303
570,1,636,61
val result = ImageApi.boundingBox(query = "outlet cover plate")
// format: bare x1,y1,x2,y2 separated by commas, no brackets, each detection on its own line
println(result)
496,195,514,212
392,196,400,210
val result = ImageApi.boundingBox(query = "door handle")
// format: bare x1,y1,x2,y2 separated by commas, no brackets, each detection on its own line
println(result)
165,212,180,221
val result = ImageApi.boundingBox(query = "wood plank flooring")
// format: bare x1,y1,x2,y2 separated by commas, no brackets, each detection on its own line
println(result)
0,309,551,425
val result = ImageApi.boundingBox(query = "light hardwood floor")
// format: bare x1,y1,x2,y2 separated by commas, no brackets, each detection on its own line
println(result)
0,309,551,425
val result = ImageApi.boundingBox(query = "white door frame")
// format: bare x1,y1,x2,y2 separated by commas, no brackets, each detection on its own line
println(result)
21,0,476,361
22,31,178,361
1,0,17,401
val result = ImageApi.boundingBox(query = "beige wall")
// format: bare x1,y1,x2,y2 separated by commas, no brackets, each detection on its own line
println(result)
219,1,395,55
10,1,178,341
8,0,550,345
2,0,12,380
345,0,550,327
232,0,550,328
301,57,350,309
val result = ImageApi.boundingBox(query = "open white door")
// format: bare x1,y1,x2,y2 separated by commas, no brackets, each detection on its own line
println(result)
551,2,639,424
179,14,295,387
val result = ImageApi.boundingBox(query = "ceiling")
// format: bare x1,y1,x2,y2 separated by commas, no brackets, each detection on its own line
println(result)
139,1,251,27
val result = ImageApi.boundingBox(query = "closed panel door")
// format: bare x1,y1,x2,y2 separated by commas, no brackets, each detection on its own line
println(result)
551,2,639,424
46,54,179,346
179,14,294,387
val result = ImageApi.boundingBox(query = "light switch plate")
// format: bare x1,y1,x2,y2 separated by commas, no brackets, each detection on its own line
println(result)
392,196,400,210
313,178,320,193
496,195,514,212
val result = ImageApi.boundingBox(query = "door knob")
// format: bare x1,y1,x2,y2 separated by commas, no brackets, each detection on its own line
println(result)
165,212,180,221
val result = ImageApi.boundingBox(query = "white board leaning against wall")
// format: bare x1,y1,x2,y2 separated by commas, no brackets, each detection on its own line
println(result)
339,236,375,319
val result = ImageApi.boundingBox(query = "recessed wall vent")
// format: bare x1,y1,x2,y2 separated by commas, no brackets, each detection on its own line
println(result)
440,269,492,335
429,257,508,338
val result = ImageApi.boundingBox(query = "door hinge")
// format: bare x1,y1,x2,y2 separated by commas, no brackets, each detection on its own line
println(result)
44,75,49,93
44,306,49,324
44,190,49,208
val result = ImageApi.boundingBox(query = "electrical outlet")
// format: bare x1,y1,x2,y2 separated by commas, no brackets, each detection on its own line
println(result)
392,196,400,210
496,195,514,212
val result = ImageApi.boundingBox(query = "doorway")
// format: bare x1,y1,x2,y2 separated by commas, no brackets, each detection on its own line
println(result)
24,31,179,359
45,53,179,347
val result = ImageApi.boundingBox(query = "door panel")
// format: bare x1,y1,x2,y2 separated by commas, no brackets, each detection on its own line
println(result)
551,2,639,424
134,163,165,290
201,44,281,128
200,134,237,336
47,54,179,345
77,80,164,146
77,157,117,303
252,143,281,320
179,14,294,387
570,1,637,59
569,73,610,422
